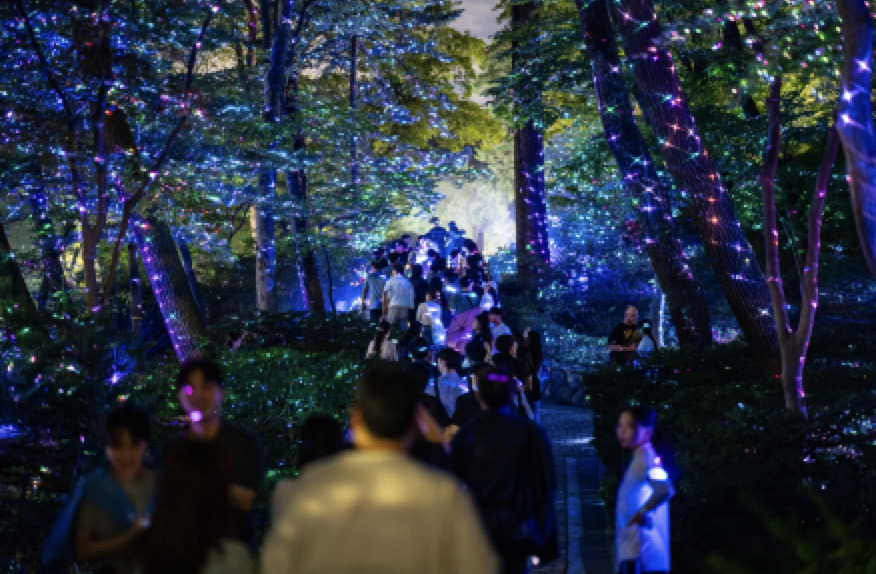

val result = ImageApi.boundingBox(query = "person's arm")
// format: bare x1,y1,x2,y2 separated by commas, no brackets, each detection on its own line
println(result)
229,484,257,512
74,502,144,561
627,467,674,526
229,433,264,513
387,340,398,361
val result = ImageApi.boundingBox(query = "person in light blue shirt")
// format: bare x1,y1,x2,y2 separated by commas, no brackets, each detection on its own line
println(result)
426,348,469,417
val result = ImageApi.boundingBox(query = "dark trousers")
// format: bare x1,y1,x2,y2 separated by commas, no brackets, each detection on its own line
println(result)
369,309,382,322
501,554,529,574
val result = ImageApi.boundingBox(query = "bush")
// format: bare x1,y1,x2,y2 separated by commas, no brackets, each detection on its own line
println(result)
585,341,876,574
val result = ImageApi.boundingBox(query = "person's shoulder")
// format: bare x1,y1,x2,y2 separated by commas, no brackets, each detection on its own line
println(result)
218,420,261,447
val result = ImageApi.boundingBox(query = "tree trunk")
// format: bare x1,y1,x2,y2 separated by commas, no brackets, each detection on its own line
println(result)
0,220,37,327
576,0,712,347
132,216,209,362
251,197,278,312
350,34,360,197
614,0,778,370
128,242,142,335
266,0,324,314
512,1,551,292
836,0,876,280
760,78,839,417
28,172,66,310
177,236,207,323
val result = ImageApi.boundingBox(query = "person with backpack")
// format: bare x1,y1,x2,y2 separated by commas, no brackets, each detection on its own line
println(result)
450,366,558,574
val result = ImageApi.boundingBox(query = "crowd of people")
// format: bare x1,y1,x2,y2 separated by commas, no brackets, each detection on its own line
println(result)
40,220,674,574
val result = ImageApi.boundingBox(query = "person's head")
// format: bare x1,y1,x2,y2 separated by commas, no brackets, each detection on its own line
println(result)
176,358,224,425
394,242,406,253
474,365,514,409
425,291,434,302
465,339,488,364
372,320,392,351
392,263,404,276
464,238,477,252
296,414,346,470
411,263,423,279
617,406,657,450
474,312,492,339
427,248,438,260
103,402,150,481
352,363,420,448
402,234,412,247
495,333,517,356
140,439,230,574
460,277,471,291
437,348,462,374
448,221,458,231
430,216,440,226
387,252,400,265
489,306,504,325
370,260,380,272
624,305,639,325
641,321,653,337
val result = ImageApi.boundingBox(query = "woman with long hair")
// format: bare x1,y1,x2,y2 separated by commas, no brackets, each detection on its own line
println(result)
471,312,493,360
365,320,398,361
138,440,252,574
615,406,674,574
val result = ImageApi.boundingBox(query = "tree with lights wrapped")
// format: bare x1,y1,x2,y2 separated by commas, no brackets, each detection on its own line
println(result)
760,78,838,417
613,0,779,369
576,0,712,347
836,0,876,282
511,0,551,292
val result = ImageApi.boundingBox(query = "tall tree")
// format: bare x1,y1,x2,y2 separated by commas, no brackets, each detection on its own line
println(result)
836,0,876,281
760,78,838,417
512,0,551,291
613,0,779,370
576,0,711,347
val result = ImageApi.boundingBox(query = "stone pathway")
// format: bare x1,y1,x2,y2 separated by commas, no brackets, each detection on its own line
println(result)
533,399,614,574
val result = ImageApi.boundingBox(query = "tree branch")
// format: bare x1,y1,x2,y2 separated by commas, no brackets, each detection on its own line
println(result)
760,77,790,338
796,123,839,347
99,6,218,307
16,0,84,208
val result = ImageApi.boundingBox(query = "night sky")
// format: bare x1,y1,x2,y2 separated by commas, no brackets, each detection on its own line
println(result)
454,0,502,39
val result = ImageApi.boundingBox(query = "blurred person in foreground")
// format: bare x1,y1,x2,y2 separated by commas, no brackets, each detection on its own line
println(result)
262,362,499,574
137,440,253,574
43,403,156,574
615,406,674,574
176,359,264,546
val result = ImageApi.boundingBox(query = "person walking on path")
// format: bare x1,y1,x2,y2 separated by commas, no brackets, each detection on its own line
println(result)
262,362,499,574
615,406,674,574
361,261,386,322
383,264,415,331
451,366,558,574
366,320,399,361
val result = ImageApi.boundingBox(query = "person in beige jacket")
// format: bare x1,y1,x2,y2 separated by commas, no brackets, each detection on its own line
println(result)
262,363,499,574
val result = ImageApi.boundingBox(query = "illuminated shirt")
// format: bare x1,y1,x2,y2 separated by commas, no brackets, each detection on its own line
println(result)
263,450,499,574
616,444,673,572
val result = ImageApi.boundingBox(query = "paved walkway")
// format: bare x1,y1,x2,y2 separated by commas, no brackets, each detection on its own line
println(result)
534,399,613,574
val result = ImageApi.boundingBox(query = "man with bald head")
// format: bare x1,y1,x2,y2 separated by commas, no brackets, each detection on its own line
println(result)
607,305,643,365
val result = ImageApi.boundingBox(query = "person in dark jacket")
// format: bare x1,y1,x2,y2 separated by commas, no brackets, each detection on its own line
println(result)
450,366,557,574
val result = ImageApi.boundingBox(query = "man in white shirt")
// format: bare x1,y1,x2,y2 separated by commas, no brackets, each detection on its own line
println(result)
383,264,415,330
262,362,499,574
